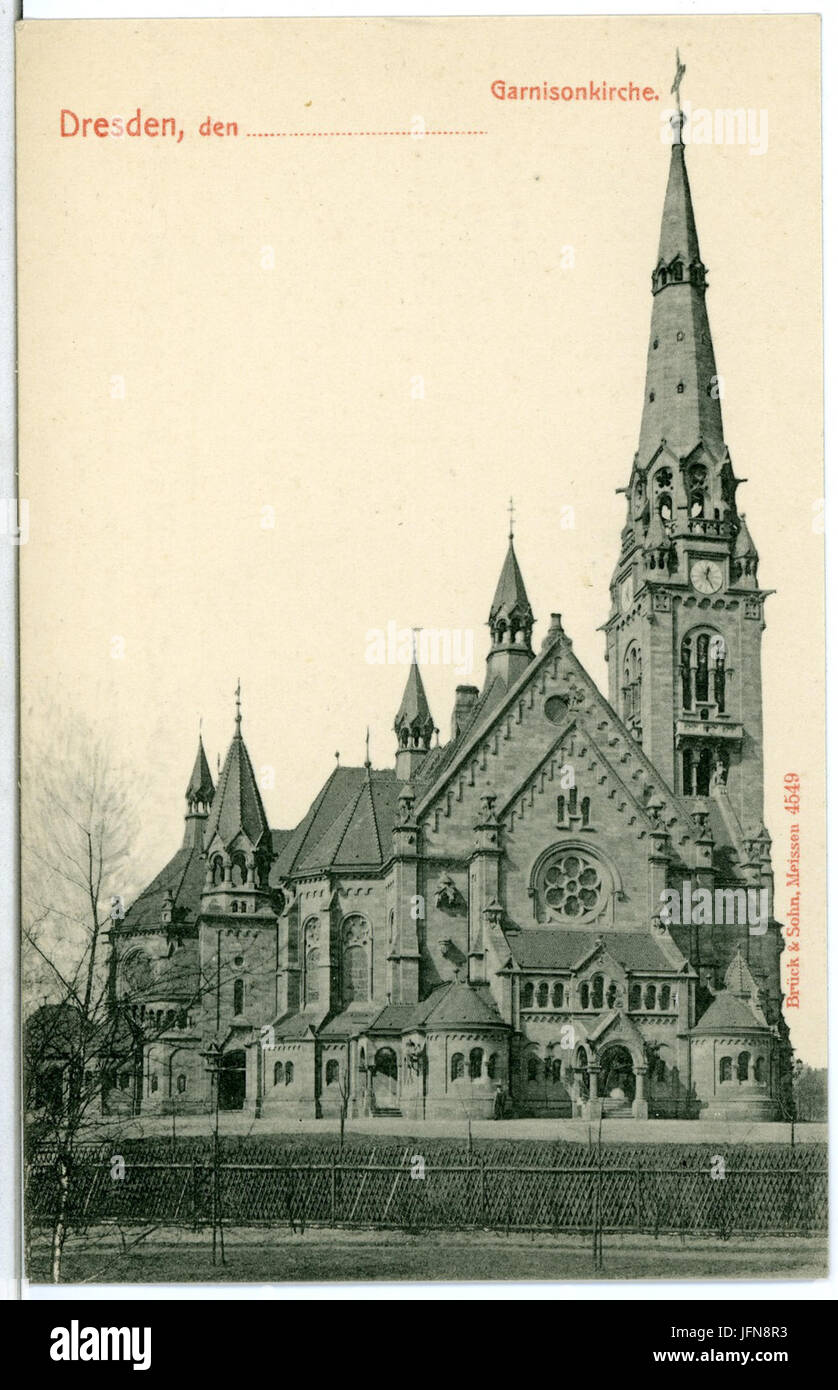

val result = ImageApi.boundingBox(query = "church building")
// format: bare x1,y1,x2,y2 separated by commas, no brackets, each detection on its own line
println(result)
108,105,791,1124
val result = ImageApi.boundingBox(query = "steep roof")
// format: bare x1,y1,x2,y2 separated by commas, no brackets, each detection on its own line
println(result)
185,735,214,806
277,766,399,877
205,720,271,850
691,989,770,1034
490,538,532,623
394,657,434,740
507,929,683,974
636,125,725,464
118,846,206,936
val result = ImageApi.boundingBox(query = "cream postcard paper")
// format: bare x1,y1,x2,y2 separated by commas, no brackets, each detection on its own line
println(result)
17,16,825,1283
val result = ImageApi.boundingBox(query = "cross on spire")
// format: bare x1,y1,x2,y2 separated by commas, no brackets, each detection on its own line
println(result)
235,678,241,730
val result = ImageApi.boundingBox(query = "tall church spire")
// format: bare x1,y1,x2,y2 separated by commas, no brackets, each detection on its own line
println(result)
605,58,768,834
395,635,435,781
636,107,724,466
485,512,534,691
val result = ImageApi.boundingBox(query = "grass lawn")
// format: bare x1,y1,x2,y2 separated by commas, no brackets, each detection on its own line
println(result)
28,1227,829,1285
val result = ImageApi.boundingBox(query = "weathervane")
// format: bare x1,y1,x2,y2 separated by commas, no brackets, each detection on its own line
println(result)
671,47,686,112
508,496,516,542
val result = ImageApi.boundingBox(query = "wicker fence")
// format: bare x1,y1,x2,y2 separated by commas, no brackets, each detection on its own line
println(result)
27,1157,827,1235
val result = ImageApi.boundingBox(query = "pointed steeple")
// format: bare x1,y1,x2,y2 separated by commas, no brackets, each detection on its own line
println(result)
183,731,214,848
612,61,755,592
637,113,724,465
485,508,534,691
204,689,271,853
185,734,214,809
395,637,435,781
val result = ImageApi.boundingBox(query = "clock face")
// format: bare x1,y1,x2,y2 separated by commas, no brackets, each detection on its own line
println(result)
690,559,723,595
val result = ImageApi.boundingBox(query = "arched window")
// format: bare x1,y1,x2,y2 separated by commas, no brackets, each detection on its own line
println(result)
659,984,671,1011
755,1056,767,1084
150,1074,158,1093
623,643,642,723
527,1054,540,1083
486,1054,497,1080
231,901,238,914
284,1061,294,1086
274,1060,282,1086
341,916,370,1004
695,633,710,703
451,1052,465,1082
591,975,604,1010
737,1051,750,1083
536,982,549,1009
629,983,642,1011
230,852,247,887
233,979,244,1015
552,1059,562,1084
305,946,320,1004
469,1048,483,1080
644,983,657,1010
606,982,617,1009
551,981,564,1009
719,1056,732,1083
522,982,534,1009
210,855,224,886
581,796,591,827
682,628,726,720
659,494,672,523
176,1073,187,1094
579,982,590,1010
325,1059,339,1086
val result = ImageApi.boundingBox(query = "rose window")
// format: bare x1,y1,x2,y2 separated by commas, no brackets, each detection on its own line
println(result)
541,852,604,920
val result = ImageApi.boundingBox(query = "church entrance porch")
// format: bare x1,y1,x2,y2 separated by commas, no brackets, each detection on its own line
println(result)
598,1044,635,1118
371,1046,400,1116
218,1048,246,1111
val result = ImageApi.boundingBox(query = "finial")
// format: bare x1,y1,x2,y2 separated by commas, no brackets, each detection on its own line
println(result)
508,495,516,542
410,626,422,664
234,677,241,731
198,714,203,738
335,750,340,767
364,726,371,769
671,47,686,112
670,48,687,144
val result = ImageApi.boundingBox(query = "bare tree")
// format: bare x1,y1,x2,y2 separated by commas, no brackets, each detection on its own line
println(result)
22,705,140,1282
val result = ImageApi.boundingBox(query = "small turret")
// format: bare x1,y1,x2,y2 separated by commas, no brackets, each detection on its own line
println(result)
484,509,534,691
394,645,435,781
183,732,214,849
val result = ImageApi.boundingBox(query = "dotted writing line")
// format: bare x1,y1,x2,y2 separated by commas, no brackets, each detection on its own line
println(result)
245,130,488,138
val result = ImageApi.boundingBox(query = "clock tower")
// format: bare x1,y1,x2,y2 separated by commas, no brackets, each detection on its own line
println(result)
604,107,770,838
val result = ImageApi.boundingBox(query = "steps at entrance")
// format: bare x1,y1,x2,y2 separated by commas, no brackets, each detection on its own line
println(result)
602,1098,633,1118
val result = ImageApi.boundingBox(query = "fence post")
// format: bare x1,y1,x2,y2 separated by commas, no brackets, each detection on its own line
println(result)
330,1160,337,1225
479,1157,486,1228
634,1160,642,1234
